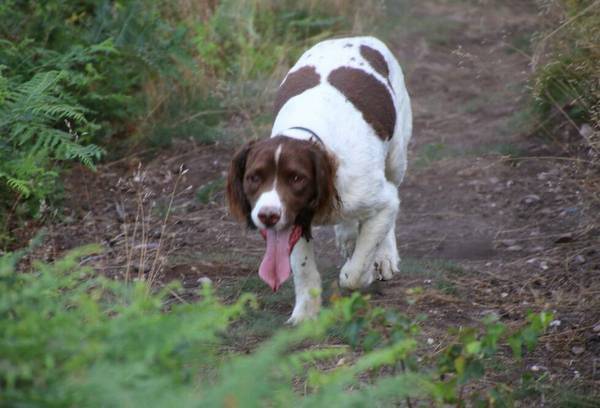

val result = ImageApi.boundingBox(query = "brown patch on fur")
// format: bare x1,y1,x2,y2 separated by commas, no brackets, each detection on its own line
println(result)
359,45,389,78
276,137,339,238
239,140,278,218
328,67,396,140
274,66,320,115
226,141,256,227
306,141,340,226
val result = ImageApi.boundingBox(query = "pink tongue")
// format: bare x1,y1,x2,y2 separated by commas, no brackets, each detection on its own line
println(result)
259,228,293,291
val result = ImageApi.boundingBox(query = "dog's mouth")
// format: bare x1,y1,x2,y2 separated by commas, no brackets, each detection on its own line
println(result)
258,225,303,291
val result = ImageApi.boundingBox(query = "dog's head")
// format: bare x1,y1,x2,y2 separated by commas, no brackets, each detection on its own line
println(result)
226,135,339,290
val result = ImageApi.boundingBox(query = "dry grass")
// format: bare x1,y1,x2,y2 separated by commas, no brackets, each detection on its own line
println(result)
118,164,189,290
532,0,600,154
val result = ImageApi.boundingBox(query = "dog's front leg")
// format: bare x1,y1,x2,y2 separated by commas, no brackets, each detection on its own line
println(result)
339,182,399,289
287,236,322,324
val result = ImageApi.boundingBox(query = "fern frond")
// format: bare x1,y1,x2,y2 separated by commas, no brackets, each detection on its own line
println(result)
0,66,104,212
18,71,65,105
0,172,31,197
1,69,103,165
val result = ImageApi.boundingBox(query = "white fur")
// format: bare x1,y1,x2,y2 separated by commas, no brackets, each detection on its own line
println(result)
287,237,321,325
271,36,412,323
251,187,287,230
251,144,288,230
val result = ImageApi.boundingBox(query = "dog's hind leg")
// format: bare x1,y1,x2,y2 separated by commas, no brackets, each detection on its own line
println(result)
287,237,322,324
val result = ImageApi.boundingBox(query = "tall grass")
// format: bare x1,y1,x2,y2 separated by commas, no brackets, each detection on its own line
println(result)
184,0,384,141
532,0,600,153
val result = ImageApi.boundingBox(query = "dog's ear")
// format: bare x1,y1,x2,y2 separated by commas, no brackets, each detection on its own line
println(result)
310,144,340,220
293,142,340,241
226,141,255,225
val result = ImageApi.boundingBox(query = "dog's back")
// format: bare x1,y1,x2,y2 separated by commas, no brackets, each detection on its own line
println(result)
271,36,412,217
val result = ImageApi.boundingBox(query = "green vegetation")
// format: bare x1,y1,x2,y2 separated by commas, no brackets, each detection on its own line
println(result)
0,0,195,244
3,1,597,405
0,68,104,217
414,141,524,168
0,0,373,246
532,0,599,147
0,244,254,406
1,245,553,406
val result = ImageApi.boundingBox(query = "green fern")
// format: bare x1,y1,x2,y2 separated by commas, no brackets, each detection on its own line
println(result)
0,174,31,197
0,68,103,223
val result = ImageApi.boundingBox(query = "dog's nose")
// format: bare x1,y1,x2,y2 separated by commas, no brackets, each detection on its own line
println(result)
258,207,281,227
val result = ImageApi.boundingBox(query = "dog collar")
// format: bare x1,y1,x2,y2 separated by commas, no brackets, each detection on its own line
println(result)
286,126,324,145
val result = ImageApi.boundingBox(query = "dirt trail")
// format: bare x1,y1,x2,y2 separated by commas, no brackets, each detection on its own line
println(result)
47,0,599,392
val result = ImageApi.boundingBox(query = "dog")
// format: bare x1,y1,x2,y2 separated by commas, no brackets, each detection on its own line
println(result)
226,36,412,324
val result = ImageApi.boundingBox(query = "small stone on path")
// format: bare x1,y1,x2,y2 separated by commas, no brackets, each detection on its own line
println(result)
522,194,541,205
197,276,212,286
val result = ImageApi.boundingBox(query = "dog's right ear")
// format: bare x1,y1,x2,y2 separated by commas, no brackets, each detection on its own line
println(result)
226,141,255,225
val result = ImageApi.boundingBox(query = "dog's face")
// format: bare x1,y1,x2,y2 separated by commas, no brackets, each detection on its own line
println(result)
227,135,338,291
227,135,338,237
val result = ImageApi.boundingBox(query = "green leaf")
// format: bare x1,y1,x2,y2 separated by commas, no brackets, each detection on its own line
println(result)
465,341,482,355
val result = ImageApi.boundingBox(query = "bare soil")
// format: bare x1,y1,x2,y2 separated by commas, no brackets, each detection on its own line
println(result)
40,0,599,399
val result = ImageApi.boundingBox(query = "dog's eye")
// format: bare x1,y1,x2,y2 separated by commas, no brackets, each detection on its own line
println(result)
290,174,304,184
246,174,261,184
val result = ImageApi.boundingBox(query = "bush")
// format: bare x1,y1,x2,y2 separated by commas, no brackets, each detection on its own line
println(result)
0,1,198,144
191,0,380,130
0,0,377,245
0,49,106,244
194,0,351,79
0,0,198,244
0,245,553,406
0,244,255,406
532,0,600,148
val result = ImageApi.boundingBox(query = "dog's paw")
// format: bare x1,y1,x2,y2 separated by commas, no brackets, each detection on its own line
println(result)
287,295,321,325
372,237,400,281
286,310,317,325
371,257,399,281
373,252,400,281
339,261,374,290
286,314,307,325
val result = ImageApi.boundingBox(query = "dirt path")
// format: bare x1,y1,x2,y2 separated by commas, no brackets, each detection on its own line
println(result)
46,0,599,394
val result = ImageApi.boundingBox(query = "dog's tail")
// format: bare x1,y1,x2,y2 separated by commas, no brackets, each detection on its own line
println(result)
385,81,412,186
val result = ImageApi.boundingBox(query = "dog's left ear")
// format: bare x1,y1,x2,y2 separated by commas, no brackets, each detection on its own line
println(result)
310,145,340,220
226,141,255,226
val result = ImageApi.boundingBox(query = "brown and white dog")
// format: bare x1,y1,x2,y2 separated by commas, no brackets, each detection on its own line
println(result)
227,36,412,324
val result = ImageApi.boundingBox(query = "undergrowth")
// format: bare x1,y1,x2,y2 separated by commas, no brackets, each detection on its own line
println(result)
0,0,379,246
0,246,554,406
0,0,195,246
532,0,600,154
